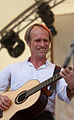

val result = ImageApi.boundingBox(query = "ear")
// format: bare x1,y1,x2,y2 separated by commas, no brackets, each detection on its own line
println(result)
27,42,31,48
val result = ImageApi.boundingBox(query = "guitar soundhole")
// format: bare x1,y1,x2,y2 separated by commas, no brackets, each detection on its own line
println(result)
15,90,27,104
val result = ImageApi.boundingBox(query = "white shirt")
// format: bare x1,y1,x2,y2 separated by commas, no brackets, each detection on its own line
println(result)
0,58,70,116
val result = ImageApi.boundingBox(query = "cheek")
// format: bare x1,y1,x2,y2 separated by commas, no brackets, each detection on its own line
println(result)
32,43,39,48
31,44,36,51
46,43,50,47
46,43,50,51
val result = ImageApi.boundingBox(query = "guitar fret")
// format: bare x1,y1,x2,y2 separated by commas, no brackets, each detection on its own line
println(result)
53,75,56,82
26,86,39,97
57,73,61,79
40,81,46,89
43,81,47,87
45,79,49,86
48,77,53,83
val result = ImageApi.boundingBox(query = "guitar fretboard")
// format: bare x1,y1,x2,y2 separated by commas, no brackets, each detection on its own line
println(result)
26,72,62,97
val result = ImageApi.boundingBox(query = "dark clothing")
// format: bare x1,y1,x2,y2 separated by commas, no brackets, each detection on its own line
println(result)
10,111,54,120
30,111,54,120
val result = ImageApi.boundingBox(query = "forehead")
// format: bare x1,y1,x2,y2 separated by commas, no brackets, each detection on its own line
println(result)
30,26,49,36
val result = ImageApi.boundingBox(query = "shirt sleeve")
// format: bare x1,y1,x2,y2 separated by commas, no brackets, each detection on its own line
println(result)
0,65,11,92
56,77,70,104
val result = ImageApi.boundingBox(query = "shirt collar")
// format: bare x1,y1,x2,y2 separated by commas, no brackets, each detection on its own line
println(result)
26,57,51,69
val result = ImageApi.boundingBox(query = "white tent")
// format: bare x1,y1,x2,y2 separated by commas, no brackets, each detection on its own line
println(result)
0,0,74,29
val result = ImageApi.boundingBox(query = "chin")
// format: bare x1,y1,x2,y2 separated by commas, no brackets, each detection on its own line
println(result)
38,55,46,58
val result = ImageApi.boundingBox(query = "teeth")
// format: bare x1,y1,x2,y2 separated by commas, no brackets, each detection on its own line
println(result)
38,48,46,50
40,49,45,50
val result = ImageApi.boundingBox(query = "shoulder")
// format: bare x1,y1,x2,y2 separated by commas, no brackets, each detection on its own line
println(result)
9,60,28,69
46,60,55,68
46,60,61,72
0,59,28,72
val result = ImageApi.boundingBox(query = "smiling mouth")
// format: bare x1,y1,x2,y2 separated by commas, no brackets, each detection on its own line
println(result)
37,48,47,50
37,49,47,54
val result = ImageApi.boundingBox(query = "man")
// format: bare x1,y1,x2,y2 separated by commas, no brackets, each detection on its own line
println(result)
0,23,74,120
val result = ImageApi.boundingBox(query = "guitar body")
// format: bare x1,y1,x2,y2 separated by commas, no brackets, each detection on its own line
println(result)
1,80,48,120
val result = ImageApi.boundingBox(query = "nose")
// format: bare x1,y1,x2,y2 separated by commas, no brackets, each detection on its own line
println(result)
40,40,45,47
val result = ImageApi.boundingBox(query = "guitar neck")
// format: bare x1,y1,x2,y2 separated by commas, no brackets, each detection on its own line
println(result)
26,66,72,98
26,72,62,97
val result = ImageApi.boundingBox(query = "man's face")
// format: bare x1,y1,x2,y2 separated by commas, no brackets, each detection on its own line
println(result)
27,26,50,58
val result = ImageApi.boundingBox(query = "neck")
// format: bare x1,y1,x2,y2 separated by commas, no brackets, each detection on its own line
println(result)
29,56,47,69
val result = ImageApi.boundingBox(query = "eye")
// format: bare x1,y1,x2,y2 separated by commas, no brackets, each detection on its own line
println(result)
43,39,49,42
35,39,41,42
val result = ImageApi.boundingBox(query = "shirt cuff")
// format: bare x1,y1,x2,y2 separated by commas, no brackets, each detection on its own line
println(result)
64,87,71,104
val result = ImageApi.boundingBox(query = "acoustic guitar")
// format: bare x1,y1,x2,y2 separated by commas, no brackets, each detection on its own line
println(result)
0,71,64,120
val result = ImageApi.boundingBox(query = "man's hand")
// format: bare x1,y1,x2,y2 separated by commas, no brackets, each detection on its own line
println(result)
0,95,11,110
60,67,74,90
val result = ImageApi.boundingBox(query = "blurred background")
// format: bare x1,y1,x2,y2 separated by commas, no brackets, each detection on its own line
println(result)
0,0,74,119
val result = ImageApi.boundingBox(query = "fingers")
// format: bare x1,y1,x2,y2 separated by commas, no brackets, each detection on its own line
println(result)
0,95,11,110
61,66,72,74
60,67,74,90
60,67,73,83
60,67,71,79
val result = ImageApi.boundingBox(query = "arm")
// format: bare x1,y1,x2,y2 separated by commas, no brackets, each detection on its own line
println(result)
60,67,74,100
66,86,74,100
0,65,12,110
0,65,11,92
